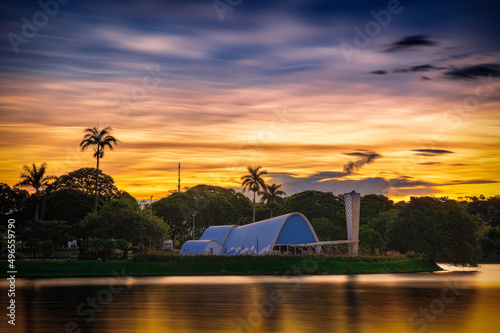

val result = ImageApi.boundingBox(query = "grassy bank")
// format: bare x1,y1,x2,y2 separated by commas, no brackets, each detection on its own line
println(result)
0,257,440,277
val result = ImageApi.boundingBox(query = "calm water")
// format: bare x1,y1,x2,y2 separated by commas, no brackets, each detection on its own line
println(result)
1,264,499,333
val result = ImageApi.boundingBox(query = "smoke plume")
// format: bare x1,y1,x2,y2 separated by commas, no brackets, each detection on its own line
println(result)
343,152,381,175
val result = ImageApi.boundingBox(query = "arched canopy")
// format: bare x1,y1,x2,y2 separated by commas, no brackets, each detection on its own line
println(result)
200,225,236,245
222,213,318,255
180,240,222,256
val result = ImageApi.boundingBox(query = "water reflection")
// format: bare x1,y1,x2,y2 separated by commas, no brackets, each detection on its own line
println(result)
0,265,498,333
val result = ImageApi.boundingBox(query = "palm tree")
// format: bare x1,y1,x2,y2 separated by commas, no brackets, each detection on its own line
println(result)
241,166,267,223
80,126,120,211
16,162,56,219
261,183,286,218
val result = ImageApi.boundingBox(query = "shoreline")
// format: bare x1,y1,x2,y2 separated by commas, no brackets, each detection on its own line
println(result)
0,258,441,278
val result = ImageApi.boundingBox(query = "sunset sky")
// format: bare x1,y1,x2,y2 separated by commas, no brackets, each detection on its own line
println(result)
1,0,499,200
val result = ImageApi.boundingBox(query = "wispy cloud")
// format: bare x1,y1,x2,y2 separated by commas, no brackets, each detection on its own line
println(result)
384,35,438,52
443,63,500,80
411,149,455,156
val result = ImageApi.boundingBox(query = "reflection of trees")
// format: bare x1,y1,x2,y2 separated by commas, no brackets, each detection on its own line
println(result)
13,276,480,333
115,282,263,332
274,277,479,332
345,275,360,333
17,284,114,333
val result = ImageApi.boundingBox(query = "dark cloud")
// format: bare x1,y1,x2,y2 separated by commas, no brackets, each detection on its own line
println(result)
384,35,438,52
411,149,454,156
420,76,432,81
394,64,445,73
267,172,299,178
343,152,381,175
370,70,387,75
443,63,500,80
418,162,441,165
310,171,346,179
388,178,438,188
450,179,498,185
299,152,383,181
370,64,445,77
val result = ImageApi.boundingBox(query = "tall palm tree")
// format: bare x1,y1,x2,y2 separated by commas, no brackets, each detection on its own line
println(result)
261,183,286,218
80,126,120,211
16,162,56,219
241,166,267,223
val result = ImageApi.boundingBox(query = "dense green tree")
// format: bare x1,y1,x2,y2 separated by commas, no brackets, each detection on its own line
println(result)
360,194,394,225
467,196,500,226
48,167,134,204
0,183,29,217
79,126,120,211
83,238,116,260
255,203,271,222
261,183,286,218
310,217,346,241
359,225,383,255
279,190,346,228
480,225,500,257
480,237,495,257
15,162,56,219
21,219,71,258
241,166,267,223
115,238,132,260
81,199,166,248
152,192,189,248
367,209,397,250
85,237,105,260
387,197,481,265
44,189,93,225
49,168,116,195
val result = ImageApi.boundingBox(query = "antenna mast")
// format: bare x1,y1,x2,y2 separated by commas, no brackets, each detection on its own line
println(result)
178,162,181,193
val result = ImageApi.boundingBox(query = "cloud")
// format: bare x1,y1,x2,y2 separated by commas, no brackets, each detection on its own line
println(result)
384,35,438,52
370,70,387,75
388,178,438,188
343,152,381,175
310,171,347,180
393,64,445,73
443,63,500,80
418,162,441,165
411,149,454,156
450,179,499,185
420,76,432,81
370,64,445,77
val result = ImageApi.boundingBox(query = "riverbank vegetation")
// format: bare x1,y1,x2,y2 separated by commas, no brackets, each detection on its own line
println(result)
0,257,439,278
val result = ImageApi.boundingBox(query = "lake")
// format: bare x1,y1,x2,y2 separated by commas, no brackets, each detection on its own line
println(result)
1,264,499,333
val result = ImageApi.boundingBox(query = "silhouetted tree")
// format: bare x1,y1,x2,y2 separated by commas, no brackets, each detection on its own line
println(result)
15,163,56,219
241,166,267,222
79,127,120,211
261,183,286,218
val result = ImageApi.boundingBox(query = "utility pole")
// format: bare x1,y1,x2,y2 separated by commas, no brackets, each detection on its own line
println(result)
192,211,197,239
178,162,181,193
